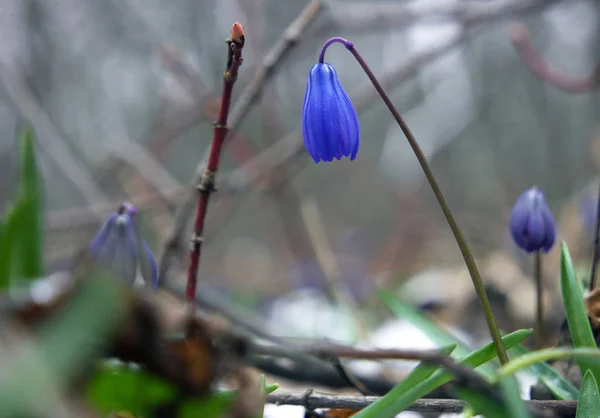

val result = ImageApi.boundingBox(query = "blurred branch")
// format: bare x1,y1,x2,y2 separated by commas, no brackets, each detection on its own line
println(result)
325,0,561,31
108,140,183,201
267,394,573,416
0,64,111,220
509,22,600,93
158,0,324,281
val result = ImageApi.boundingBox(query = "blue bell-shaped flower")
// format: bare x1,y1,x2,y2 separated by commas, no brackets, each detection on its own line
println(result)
509,187,556,253
88,203,158,289
302,63,359,163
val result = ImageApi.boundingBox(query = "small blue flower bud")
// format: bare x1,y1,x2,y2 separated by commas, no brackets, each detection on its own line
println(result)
302,63,359,163
89,203,158,289
509,187,556,253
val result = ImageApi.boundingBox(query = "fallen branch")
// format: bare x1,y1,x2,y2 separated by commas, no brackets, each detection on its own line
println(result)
266,393,577,416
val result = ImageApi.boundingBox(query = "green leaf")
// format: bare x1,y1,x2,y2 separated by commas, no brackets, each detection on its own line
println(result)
353,329,532,418
508,343,579,400
379,290,500,379
454,386,510,418
0,217,12,290
495,348,600,381
560,241,600,382
87,362,177,416
0,276,125,417
7,129,44,283
180,383,279,418
354,344,457,418
499,375,532,418
89,362,279,418
256,375,268,418
577,371,600,418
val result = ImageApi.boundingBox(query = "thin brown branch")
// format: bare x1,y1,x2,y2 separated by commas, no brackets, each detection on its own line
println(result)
184,24,245,311
509,22,600,93
266,394,576,416
158,0,324,282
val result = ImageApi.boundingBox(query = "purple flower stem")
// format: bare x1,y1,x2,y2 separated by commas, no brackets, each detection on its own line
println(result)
319,37,508,364
534,251,544,349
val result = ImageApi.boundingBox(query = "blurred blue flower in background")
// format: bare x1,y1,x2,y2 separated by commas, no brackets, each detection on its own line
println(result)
509,187,556,253
302,63,359,163
89,202,158,289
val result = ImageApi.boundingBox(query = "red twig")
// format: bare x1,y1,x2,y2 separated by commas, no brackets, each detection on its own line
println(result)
509,22,600,93
186,23,245,311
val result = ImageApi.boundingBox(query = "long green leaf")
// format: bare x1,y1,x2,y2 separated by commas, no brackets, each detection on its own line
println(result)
380,289,576,400
257,374,267,418
560,241,600,383
509,343,579,400
353,329,532,418
0,217,12,290
499,375,532,418
577,371,600,418
9,129,44,282
380,290,508,379
495,348,600,381
354,344,457,418
455,386,510,418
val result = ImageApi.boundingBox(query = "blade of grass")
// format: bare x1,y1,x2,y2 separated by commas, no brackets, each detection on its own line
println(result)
560,241,600,383
0,216,13,290
381,289,576,398
499,375,532,418
14,128,43,280
378,290,472,357
454,386,510,418
495,348,600,381
509,343,579,400
257,374,267,418
379,290,510,379
353,329,531,418
353,344,457,418
576,371,600,418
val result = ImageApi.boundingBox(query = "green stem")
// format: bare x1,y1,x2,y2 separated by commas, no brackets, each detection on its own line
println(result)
534,251,544,349
321,38,508,364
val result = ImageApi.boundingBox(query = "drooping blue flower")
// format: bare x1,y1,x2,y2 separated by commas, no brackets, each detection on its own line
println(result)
89,203,158,290
302,63,359,163
509,187,556,253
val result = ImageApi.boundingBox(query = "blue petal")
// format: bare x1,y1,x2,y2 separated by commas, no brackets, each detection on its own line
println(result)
142,240,159,291
540,205,556,252
509,197,530,250
89,213,119,256
302,63,359,163
90,213,138,285
509,187,556,253
524,212,545,252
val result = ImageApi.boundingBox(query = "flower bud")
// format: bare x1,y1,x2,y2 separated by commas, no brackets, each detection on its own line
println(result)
509,187,556,253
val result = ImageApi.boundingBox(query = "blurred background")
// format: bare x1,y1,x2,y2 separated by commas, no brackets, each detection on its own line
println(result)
1,0,600,400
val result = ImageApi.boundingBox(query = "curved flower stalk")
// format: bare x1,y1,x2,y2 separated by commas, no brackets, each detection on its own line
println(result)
89,202,158,290
509,186,556,348
302,36,509,364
